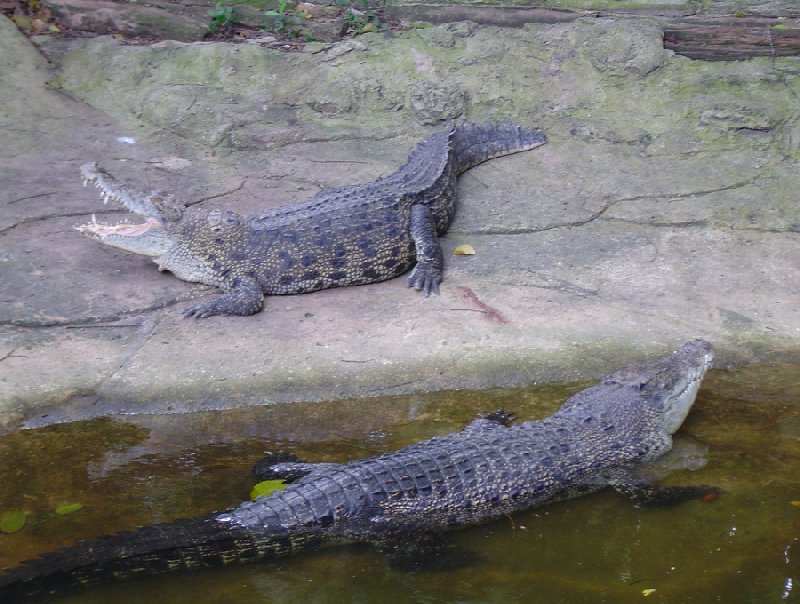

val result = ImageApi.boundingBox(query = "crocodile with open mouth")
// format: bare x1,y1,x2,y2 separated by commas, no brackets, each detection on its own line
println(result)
76,122,546,318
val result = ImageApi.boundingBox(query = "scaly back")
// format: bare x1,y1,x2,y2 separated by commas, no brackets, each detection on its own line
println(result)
250,130,453,228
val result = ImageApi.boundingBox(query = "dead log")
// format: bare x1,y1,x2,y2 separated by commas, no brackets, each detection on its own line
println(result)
663,17,800,60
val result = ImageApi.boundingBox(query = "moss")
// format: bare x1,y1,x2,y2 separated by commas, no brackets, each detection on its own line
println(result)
55,17,799,161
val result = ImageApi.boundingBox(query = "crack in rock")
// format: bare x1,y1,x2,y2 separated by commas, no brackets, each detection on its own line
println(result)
187,179,247,207
1,291,211,328
96,309,172,397
458,179,759,236
6,192,58,205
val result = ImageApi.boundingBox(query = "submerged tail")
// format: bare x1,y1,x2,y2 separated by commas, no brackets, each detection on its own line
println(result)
451,121,546,175
0,514,317,602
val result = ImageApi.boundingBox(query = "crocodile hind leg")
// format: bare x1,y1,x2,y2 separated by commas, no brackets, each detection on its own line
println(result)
407,204,444,296
252,452,340,482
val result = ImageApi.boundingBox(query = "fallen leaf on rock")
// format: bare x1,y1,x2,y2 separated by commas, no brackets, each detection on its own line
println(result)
11,14,32,30
453,244,475,255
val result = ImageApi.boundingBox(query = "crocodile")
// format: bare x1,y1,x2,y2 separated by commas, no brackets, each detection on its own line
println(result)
0,340,716,601
75,122,546,318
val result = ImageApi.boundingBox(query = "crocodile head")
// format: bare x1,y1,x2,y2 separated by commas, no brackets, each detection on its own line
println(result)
608,339,714,435
75,163,250,286
75,162,185,258
558,339,713,450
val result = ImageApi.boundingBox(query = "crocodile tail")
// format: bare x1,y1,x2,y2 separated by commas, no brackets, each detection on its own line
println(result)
0,514,316,603
451,121,546,175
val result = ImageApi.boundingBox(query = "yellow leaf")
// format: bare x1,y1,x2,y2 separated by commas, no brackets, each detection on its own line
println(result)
11,15,33,30
0,510,26,534
791,500,800,507
642,588,657,596
250,480,288,500
55,502,83,516
453,244,476,255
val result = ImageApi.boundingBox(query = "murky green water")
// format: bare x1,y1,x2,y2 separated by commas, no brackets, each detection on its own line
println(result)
1,365,799,603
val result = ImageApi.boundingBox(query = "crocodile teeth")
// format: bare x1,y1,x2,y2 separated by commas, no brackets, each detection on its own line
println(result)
82,179,88,188
91,213,97,224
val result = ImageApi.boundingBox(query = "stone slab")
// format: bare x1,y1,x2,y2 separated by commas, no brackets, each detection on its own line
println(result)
2,15,799,432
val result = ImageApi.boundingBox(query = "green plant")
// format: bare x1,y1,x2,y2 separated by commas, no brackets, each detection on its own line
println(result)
340,0,387,35
264,0,310,39
207,2,236,34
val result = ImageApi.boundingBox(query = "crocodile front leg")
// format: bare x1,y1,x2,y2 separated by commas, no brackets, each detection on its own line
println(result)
460,410,517,435
611,477,720,505
182,275,264,318
406,204,444,296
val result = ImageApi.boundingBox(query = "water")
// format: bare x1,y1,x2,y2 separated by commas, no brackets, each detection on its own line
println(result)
1,365,798,603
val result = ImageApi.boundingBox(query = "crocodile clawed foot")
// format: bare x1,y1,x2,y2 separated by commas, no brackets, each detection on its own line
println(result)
645,484,722,505
253,452,305,482
182,300,223,319
481,409,517,427
621,483,722,506
407,263,442,296
697,485,722,502
253,452,342,482
181,285,264,318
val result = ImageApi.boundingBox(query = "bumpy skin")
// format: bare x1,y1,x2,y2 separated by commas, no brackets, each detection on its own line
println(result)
76,122,547,317
0,341,715,602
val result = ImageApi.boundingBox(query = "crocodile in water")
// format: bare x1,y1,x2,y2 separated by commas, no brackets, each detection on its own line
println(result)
0,340,716,601
76,122,546,317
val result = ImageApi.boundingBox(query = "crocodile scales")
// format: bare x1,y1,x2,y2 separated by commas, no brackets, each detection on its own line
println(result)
76,122,547,318
0,340,716,601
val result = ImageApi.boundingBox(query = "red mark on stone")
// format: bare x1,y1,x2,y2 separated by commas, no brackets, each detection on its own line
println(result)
457,286,510,324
